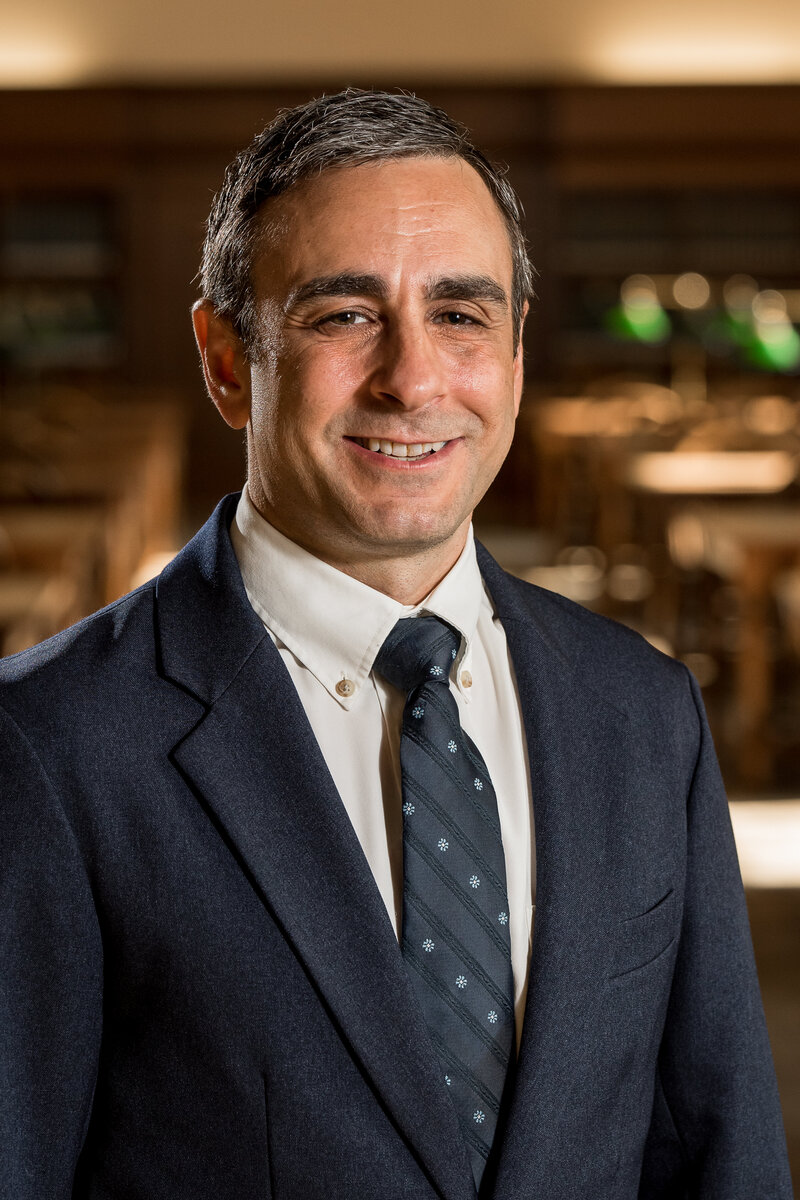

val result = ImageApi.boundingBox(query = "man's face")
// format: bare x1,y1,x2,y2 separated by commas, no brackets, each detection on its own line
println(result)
230,156,524,578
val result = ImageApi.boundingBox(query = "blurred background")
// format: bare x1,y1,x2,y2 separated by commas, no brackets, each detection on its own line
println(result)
1,0,799,1183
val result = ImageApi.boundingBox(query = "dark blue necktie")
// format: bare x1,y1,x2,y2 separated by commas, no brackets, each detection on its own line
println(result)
375,616,515,1192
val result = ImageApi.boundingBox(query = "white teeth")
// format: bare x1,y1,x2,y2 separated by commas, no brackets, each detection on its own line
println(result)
357,437,447,458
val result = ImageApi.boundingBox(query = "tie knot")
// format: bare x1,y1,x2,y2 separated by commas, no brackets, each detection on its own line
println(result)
374,616,460,695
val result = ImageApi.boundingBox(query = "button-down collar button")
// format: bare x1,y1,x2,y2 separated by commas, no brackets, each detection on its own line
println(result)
460,670,473,689
336,678,356,698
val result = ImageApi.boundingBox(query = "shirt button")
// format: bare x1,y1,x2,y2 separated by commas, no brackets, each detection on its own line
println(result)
336,678,356,698
460,671,473,689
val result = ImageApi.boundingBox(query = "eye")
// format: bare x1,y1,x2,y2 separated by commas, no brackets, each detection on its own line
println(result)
318,310,369,327
435,310,480,327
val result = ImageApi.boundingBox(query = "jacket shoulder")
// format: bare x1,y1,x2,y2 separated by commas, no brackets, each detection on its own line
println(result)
477,545,692,715
0,581,158,722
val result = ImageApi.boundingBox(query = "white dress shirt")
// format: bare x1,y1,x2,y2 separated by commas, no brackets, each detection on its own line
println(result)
231,487,535,1040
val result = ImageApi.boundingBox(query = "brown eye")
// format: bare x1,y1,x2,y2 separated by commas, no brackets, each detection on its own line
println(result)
437,310,477,326
323,311,368,326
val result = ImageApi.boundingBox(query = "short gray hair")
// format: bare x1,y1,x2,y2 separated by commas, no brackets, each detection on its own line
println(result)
200,89,534,350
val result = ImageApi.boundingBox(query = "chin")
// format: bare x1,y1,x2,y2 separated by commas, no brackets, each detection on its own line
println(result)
348,508,470,555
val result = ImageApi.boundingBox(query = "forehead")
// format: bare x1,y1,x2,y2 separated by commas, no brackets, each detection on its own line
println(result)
252,156,513,295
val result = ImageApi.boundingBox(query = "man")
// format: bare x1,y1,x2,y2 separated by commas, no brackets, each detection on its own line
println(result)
0,90,791,1199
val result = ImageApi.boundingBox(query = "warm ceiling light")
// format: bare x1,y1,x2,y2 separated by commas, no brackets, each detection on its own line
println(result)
673,272,711,310
752,289,789,323
621,274,659,307
0,35,84,86
593,33,800,84
724,274,759,313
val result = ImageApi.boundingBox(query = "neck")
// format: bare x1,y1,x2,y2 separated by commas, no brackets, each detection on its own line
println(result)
319,540,468,605
248,498,470,605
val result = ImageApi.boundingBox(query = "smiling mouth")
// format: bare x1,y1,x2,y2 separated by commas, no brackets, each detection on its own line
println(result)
350,437,448,459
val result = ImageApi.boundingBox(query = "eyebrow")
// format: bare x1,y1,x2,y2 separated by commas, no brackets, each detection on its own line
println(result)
286,273,388,310
286,272,509,312
426,274,508,309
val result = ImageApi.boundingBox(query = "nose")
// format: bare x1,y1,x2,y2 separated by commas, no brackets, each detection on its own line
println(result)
368,319,446,409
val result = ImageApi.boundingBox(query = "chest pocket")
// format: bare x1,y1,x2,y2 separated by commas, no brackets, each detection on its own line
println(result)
607,888,680,982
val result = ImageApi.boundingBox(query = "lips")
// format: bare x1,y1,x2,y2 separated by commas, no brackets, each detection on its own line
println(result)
350,437,448,459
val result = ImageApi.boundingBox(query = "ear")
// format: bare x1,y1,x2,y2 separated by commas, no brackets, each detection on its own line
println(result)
191,300,251,430
512,301,528,417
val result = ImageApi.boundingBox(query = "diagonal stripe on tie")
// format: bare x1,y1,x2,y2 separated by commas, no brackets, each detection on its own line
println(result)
403,828,512,958
405,888,514,1015
403,777,509,896
374,615,515,1192
404,945,511,1065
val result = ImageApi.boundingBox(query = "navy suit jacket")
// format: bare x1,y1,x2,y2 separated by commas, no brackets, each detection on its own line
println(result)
0,495,791,1199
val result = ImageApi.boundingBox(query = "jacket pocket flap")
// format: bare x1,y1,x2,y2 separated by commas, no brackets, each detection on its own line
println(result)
608,888,679,981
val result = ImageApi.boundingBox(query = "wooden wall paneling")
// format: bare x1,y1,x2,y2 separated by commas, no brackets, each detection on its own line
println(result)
1,84,799,518
551,85,800,189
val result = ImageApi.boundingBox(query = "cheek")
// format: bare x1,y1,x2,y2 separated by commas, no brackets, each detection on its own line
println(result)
284,346,363,421
452,355,519,429
318,347,376,406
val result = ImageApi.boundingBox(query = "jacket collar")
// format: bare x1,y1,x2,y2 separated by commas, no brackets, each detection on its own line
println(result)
156,497,628,1200
476,544,631,1199
156,495,476,1200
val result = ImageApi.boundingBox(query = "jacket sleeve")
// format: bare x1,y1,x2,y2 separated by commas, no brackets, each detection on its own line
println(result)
639,668,793,1198
0,703,103,1198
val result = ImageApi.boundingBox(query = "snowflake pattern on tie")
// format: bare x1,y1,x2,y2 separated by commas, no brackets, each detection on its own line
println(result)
373,615,515,1193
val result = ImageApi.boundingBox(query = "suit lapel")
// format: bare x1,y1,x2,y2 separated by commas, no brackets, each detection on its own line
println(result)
476,548,631,1198
157,498,475,1200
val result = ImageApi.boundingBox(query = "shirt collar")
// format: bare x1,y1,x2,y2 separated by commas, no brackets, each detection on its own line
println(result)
230,487,484,708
